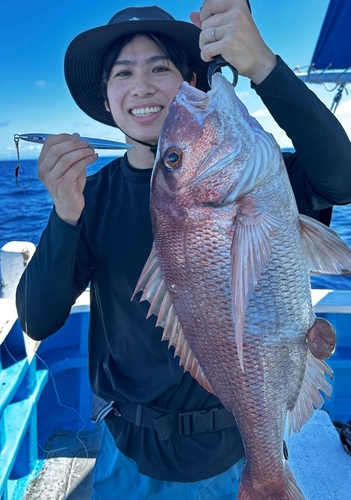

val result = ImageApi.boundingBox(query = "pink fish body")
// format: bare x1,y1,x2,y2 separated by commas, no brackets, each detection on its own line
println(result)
134,73,351,499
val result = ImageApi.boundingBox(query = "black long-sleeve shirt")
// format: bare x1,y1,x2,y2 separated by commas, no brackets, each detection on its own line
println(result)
16,57,351,481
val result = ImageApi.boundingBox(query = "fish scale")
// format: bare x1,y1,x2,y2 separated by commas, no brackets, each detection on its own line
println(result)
153,203,309,497
135,72,351,499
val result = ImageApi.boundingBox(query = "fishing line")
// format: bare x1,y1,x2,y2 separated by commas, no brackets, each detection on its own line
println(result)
11,134,98,475
3,337,90,474
13,135,33,354
11,134,89,464
5,158,91,475
33,350,89,471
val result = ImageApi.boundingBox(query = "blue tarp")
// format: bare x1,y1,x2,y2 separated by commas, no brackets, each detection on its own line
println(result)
312,0,351,70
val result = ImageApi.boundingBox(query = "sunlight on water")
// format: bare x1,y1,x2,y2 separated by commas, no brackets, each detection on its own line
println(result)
0,157,350,290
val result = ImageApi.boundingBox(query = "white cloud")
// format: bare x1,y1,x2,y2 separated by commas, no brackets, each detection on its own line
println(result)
35,80,47,87
335,97,351,116
237,90,250,102
332,97,351,141
252,107,270,118
8,144,42,153
251,93,351,147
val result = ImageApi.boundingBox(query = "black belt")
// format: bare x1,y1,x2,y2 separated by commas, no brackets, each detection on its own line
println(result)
112,402,237,441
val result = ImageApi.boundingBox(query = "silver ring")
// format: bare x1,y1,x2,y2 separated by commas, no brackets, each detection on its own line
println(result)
211,27,217,42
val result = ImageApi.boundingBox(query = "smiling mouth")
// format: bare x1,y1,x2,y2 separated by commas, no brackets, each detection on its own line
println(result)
130,106,163,117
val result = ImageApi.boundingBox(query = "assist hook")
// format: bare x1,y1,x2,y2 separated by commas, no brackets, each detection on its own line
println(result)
14,134,32,190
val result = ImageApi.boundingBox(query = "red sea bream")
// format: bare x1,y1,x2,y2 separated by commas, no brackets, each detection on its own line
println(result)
134,73,351,499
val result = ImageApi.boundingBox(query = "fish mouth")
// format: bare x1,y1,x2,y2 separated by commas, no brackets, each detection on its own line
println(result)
178,74,223,111
178,74,237,186
178,83,209,108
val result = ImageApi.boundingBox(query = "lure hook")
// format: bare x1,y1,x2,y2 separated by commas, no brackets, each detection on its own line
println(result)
14,134,32,189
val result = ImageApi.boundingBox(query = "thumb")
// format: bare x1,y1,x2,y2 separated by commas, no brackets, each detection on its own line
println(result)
189,11,201,28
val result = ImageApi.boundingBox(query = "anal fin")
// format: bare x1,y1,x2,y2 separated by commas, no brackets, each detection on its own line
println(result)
287,349,332,434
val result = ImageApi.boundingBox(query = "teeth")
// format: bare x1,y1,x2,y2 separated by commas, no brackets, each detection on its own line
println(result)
131,106,162,117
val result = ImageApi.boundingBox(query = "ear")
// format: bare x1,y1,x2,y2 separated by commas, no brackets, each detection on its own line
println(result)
190,72,197,87
104,100,111,112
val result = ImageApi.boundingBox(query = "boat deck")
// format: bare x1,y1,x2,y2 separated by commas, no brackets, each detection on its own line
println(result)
23,428,101,500
1,288,351,499
20,411,351,500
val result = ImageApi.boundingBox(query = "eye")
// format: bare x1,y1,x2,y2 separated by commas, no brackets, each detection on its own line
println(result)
164,147,182,169
153,66,169,73
114,70,131,78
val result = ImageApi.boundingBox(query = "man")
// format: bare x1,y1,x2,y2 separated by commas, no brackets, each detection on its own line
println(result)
16,2,351,498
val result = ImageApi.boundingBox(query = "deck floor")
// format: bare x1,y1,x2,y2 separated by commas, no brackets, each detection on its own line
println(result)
23,428,101,500
22,411,351,499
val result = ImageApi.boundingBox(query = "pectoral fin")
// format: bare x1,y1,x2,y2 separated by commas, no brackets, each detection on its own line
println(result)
133,245,214,394
231,209,283,370
299,214,351,273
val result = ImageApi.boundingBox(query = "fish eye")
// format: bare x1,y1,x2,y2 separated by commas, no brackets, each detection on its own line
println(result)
164,147,182,169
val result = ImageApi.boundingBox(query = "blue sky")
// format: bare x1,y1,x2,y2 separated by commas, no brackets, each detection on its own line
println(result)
2,0,350,160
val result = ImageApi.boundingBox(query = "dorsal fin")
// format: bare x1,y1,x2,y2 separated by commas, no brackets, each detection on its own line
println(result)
133,245,215,395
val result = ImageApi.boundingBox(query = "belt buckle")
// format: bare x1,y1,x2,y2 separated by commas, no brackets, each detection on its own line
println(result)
178,411,193,435
178,408,219,436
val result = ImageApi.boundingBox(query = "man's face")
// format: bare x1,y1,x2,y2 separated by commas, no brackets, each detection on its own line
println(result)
105,35,188,147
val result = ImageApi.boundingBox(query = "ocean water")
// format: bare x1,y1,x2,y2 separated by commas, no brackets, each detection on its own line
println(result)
0,158,112,249
0,158,350,290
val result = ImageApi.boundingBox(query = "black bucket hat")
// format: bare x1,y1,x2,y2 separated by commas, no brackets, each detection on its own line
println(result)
64,6,211,128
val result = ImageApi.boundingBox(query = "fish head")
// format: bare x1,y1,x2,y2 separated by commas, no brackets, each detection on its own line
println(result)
152,72,272,215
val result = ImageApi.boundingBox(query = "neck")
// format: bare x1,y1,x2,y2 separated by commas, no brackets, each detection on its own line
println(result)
125,137,157,169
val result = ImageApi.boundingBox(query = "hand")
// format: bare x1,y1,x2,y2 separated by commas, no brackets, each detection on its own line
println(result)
190,0,277,84
38,133,98,225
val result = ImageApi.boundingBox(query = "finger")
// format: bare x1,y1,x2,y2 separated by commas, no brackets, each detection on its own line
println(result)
199,20,229,62
58,151,97,186
38,133,88,163
39,133,78,161
199,0,234,23
200,41,222,63
41,147,97,184
199,24,223,47
200,0,250,29
189,11,201,28
39,135,91,174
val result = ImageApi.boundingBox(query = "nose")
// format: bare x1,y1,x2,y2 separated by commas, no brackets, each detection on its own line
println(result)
129,70,156,97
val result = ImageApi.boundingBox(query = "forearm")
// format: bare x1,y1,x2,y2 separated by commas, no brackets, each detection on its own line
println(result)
16,209,91,340
253,56,351,206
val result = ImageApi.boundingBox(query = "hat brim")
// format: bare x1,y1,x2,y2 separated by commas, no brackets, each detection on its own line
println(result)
64,20,210,128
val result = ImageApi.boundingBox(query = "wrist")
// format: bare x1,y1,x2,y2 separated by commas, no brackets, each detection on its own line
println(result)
55,206,81,226
248,53,277,85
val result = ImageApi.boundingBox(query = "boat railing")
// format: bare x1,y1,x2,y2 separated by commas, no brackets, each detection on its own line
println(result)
312,269,351,275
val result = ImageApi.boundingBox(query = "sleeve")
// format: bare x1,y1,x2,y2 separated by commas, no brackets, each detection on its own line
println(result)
252,56,351,215
16,208,92,340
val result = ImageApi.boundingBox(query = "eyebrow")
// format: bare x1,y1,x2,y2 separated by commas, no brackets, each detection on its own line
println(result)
112,55,170,68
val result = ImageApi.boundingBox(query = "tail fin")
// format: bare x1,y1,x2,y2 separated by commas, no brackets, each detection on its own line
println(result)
237,465,305,500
